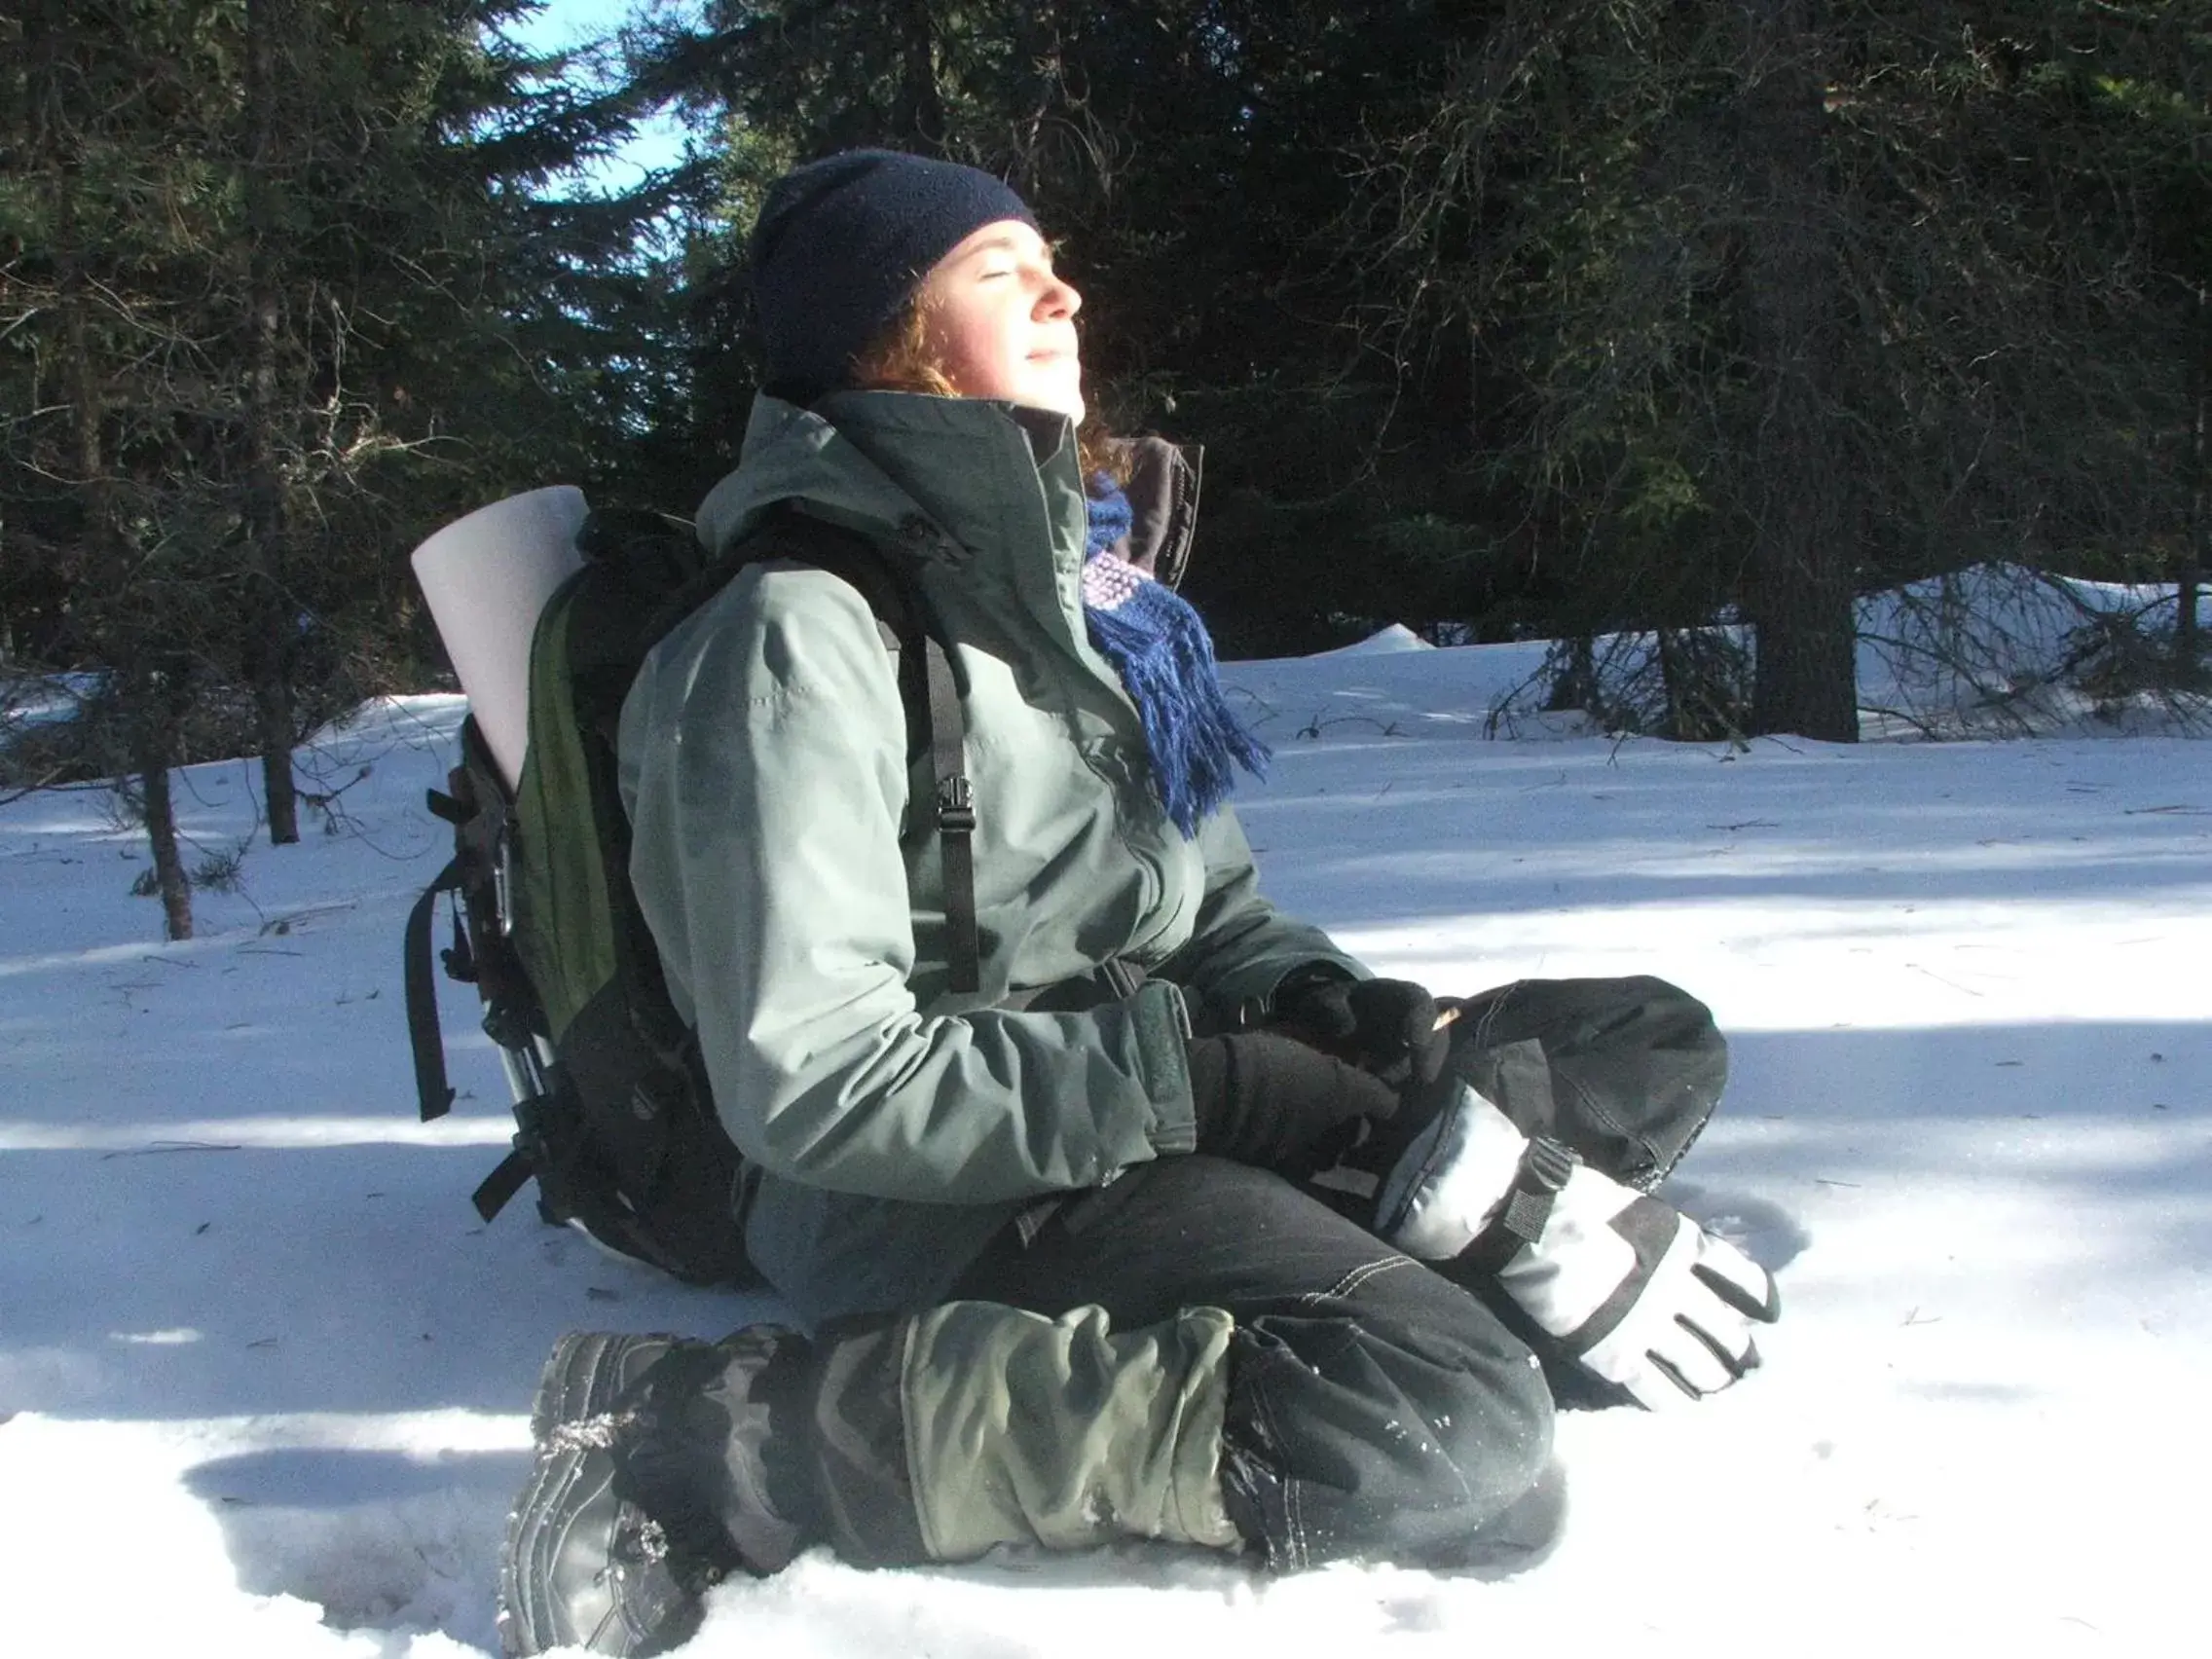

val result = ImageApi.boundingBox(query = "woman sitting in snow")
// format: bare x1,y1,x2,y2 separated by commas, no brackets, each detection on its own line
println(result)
498,149,1779,1656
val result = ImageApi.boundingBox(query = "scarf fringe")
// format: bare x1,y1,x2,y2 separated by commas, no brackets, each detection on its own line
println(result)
1083,476,1269,838
1086,600,1269,836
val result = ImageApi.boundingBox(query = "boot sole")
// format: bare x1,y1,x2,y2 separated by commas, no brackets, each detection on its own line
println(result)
498,1437,706,1658
498,1438,592,1657
530,1330,652,1446
503,1335,642,1654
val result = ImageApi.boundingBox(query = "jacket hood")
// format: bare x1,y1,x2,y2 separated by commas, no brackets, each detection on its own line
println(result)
694,391,1077,562
695,392,1202,590
1098,434,1201,590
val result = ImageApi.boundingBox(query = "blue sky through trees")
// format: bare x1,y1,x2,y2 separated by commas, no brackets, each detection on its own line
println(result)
506,0,693,186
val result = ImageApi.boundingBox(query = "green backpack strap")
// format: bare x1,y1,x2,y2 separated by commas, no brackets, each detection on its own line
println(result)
403,855,463,1121
407,717,541,1123
921,618,979,994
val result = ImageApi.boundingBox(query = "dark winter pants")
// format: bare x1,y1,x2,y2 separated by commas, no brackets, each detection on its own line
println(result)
950,1152,1553,1567
943,975,1727,1568
710,977,1726,1572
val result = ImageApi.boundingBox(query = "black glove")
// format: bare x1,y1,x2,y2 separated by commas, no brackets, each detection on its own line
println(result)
1272,975,1453,1088
1184,1032,1402,1176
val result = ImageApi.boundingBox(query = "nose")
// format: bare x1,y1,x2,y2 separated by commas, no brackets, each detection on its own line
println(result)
1041,275,1081,321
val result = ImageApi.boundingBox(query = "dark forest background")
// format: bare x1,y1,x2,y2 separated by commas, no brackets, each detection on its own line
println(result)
6,1,2209,936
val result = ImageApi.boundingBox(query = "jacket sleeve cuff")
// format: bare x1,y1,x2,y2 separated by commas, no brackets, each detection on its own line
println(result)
1218,957,1370,1033
1133,978,1199,1157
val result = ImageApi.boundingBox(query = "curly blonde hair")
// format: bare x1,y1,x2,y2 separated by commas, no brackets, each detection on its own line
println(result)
849,295,1126,484
848,299,963,399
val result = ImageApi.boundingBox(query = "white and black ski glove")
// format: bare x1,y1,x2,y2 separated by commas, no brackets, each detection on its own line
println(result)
1375,1082,1780,1409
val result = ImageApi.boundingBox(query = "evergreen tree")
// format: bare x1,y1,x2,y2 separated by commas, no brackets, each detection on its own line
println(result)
1347,0,2212,734
0,0,679,929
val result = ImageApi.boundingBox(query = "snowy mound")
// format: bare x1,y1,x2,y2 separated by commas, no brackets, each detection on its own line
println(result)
1310,623,1434,657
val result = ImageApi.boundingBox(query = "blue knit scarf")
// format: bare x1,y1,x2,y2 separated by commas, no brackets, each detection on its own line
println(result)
1082,475,1269,837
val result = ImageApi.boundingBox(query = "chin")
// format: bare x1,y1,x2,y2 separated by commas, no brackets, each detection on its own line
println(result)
1007,395,1085,424
1024,382,1086,424
1012,359,1084,424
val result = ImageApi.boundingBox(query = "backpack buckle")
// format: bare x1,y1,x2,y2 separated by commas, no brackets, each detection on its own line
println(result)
935,774,976,834
494,835,518,937
482,999,535,1052
510,1094,556,1167
440,897,478,983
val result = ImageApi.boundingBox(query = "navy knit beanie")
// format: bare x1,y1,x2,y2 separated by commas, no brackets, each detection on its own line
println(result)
751,150,1038,404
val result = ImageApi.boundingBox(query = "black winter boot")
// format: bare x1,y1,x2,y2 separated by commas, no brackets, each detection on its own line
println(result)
526,1330,679,1445
498,1326,816,1657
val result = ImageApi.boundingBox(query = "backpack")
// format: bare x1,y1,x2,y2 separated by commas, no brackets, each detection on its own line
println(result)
402,505,981,1285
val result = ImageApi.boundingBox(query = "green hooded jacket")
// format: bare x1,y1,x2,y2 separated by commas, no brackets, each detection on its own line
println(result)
616,390,1363,1320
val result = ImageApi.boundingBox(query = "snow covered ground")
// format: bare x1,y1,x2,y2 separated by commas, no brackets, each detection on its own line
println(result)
3,623,2208,1657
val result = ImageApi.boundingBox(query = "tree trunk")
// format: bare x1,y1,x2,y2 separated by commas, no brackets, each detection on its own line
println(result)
244,0,299,843
44,23,196,936
131,688,193,941
1657,629,1696,739
251,667,298,837
1735,0,1859,741
2183,280,2204,672
893,0,946,152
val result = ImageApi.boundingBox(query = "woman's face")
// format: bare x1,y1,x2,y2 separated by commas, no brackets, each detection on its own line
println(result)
913,219,1085,421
